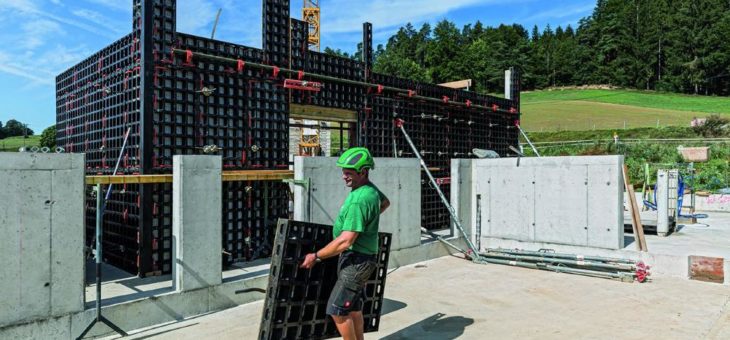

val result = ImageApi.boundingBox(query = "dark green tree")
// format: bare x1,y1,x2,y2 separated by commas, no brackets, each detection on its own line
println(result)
40,125,57,149
3,119,33,137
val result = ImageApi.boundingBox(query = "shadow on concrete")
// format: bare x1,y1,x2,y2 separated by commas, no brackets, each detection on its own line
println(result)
85,260,136,284
379,313,474,340
222,258,271,283
624,235,635,248
85,260,175,308
381,298,407,316
127,322,200,339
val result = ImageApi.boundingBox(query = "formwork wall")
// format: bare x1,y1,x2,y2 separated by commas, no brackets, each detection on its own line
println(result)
56,0,520,276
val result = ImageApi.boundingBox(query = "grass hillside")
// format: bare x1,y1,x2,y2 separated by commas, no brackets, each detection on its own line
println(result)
0,135,41,152
520,89,730,132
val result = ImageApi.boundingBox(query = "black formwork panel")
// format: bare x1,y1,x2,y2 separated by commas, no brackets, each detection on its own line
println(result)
289,19,308,71
263,0,290,66
222,181,289,264
148,33,291,269
260,220,391,340
56,31,144,274
363,72,520,230
58,0,521,274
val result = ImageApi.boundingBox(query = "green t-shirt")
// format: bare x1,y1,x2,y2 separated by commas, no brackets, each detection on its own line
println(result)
333,182,386,255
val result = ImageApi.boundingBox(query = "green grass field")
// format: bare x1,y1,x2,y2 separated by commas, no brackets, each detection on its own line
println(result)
0,135,41,152
520,89,730,132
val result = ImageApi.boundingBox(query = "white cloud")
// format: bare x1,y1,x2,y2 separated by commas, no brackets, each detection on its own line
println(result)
20,19,64,49
0,0,118,39
0,51,54,85
521,2,594,23
177,0,218,36
71,8,127,34
82,0,131,13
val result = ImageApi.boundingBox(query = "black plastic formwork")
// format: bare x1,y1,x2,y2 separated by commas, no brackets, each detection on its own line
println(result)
362,72,521,230
260,219,391,340
56,0,291,275
56,0,520,275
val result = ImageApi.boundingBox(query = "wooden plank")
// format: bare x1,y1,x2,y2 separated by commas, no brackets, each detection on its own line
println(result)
623,165,648,251
86,170,294,185
438,79,472,89
85,174,172,185
290,103,357,122
222,170,293,182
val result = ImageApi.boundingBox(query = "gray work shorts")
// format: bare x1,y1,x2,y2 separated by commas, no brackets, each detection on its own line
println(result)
326,250,377,316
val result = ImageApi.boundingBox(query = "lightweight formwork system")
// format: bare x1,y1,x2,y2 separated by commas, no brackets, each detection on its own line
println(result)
259,219,391,339
56,0,520,276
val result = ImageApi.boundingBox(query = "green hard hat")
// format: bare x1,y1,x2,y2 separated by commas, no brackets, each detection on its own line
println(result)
336,147,375,172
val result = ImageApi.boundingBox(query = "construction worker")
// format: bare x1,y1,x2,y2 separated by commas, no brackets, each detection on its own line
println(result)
300,147,390,340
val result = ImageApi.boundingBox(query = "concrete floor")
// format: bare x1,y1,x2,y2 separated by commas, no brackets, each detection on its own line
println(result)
106,255,730,340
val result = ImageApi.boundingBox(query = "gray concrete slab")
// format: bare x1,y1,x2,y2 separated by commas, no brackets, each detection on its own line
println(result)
110,256,730,340
457,156,625,250
294,156,421,251
172,155,222,292
50,166,86,316
0,153,85,327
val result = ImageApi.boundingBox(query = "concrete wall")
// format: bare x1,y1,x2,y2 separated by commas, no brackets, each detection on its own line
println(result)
692,194,730,212
0,153,85,327
454,156,625,250
0,154,465,339
293,156,421,251
451,159,473,240
173,156,222,291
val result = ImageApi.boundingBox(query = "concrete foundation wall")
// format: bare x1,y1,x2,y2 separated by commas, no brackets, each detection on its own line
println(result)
0,153,85,327
0,236,466,339
293,156,421,251
454,156,625,250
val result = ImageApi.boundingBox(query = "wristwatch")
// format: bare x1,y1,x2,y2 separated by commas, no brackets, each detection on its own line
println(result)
314,252,322,263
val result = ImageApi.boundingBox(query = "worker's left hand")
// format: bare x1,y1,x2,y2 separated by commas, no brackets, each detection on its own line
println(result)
300,253,317,269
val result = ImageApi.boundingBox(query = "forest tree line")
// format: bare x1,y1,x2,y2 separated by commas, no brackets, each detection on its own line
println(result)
325,0,730,96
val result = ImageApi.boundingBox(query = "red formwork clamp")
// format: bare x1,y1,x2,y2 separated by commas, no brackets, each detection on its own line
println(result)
272,66,280,77
183,49,194,66
237,59,245,73
283,79,322,91
297,70,305,80
377,84,384,94
492,104,499,112
466,99,472,108
394,118,405,128
442,96,450,103
408,90,416,97
635,261,651,283
510,107,517,114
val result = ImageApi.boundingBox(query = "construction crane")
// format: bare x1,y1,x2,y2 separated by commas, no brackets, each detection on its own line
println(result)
303,0,320,51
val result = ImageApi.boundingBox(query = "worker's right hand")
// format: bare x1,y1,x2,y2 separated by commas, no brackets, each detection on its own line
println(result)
300,253,317,269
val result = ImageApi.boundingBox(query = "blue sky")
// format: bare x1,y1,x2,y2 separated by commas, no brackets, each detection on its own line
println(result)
0,0,595,133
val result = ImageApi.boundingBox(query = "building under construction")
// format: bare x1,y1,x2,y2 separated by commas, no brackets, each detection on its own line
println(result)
54,0,521,276
8,1,728,339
